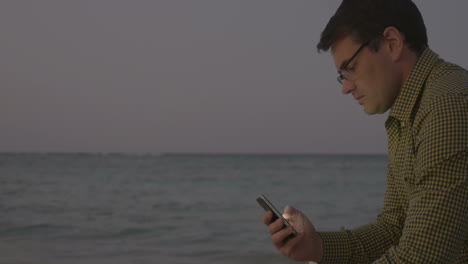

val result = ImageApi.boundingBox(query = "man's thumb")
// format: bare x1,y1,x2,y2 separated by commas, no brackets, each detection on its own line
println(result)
282,205,298,220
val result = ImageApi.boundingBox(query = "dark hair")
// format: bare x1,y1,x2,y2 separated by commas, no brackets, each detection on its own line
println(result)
317,0,428,54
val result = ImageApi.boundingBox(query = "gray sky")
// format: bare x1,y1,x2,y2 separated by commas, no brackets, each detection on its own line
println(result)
2,0,468,154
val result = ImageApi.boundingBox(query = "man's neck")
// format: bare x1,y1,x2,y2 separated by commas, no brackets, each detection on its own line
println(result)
400,48,421,89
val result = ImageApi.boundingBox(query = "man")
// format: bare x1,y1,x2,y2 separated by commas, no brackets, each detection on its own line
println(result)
262,0,468,263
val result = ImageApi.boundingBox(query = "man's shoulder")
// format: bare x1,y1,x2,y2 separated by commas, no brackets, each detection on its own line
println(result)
419,59,468,109
425,59,468,97
411,59,468,129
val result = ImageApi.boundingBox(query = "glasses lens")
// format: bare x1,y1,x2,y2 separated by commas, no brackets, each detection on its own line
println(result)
337,72,348,84
337,75,343,84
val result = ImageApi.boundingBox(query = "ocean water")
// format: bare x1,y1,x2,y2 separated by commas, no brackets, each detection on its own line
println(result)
0,153,387,264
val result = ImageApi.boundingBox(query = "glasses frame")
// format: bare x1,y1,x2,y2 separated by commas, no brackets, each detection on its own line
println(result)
337,41,370,84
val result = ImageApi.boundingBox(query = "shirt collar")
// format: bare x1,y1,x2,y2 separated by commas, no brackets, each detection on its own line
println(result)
389,47,440,122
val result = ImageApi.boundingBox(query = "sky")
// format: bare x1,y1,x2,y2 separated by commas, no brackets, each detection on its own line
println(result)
2,0,468,154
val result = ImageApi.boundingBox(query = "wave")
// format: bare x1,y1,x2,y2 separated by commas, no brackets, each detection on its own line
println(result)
114,227,152,237
0,223,72,235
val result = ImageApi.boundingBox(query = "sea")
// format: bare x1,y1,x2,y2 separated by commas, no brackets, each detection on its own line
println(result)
0,153,388,264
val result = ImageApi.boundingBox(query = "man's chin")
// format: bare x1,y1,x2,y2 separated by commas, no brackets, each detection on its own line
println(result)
363,106,379,115
363,104,389,115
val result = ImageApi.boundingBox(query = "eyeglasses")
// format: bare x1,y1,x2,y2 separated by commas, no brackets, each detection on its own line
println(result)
337,41,369,84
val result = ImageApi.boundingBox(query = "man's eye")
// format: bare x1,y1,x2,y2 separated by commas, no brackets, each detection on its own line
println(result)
345,66,355,73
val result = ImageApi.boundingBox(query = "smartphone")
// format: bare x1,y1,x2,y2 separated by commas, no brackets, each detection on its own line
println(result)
256,194,297,236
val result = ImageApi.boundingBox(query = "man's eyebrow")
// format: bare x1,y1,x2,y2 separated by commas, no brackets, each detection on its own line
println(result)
339,59,351,71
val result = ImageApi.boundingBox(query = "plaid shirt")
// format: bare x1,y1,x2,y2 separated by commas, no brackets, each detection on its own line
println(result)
319,48,468,263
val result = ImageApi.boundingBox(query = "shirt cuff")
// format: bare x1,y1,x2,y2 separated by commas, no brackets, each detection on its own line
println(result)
318,231,354,263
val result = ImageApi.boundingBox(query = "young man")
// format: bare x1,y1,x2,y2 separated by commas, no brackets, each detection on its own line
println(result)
262,0,468,263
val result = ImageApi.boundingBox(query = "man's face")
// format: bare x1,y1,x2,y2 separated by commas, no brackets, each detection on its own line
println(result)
331,36,402,115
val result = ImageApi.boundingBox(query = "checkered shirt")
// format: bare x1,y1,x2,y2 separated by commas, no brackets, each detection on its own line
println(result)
319,48,468,263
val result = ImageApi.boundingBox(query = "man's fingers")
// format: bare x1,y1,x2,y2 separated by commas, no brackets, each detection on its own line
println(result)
271,226,297,247
263,210,273,225
268,218,285,235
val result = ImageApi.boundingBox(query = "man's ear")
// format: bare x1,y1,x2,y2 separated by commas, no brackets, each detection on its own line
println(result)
382,26,404,62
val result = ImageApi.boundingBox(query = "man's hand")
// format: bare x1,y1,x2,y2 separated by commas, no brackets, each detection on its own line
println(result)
262,205,324,262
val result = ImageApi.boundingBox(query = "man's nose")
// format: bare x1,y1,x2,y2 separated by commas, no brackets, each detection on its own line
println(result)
341,79,356,94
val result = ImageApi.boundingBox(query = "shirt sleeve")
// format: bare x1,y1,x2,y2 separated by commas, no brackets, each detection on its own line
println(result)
318,163,407,263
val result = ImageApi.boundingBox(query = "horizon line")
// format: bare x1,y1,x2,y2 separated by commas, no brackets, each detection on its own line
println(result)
0,151,387,156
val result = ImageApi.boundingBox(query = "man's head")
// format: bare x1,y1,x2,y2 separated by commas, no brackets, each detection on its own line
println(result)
318,0,428,115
